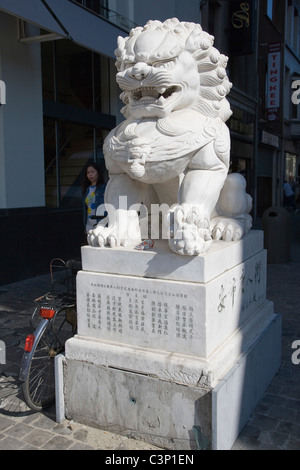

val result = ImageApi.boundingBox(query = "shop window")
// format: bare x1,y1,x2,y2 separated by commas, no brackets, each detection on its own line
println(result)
56,42,93,110
267,0,273,20
42,40,111,113
286,2,293,45
293,9,299,52
266,0,283,31
72,0,108,17
44,120,107,208
285,153,297,181
41,40,113,208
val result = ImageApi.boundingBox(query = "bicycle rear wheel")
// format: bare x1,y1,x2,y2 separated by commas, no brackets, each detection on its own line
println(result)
21,307,75,411
21,322,56,411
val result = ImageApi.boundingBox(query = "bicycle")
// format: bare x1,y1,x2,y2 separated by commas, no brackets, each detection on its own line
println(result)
19,258,81,412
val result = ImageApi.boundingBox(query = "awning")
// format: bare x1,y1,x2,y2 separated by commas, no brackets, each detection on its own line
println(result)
45,0,127,57
0,0,127,58
0,0,67,37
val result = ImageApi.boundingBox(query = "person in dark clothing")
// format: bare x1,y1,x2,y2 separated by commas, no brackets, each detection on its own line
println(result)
283,180,298,213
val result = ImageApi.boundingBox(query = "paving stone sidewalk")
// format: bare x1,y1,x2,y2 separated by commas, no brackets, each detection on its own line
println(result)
0,273,161,451
232,213,300,450
0,214,299,450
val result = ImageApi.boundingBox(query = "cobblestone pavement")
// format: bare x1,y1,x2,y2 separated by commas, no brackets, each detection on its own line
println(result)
0,213,299,450
232,212,300,450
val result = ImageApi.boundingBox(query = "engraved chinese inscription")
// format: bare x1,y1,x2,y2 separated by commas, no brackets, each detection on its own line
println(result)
217,261,264,314
83,281,195,342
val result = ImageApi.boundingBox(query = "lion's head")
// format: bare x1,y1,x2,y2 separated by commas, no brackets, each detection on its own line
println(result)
115,18,232,121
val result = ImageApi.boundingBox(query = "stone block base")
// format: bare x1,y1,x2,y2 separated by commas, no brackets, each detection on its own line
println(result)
60,231,282,449
62,314,281,450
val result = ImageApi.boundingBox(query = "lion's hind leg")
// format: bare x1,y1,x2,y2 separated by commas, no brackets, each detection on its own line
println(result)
210,173,253,242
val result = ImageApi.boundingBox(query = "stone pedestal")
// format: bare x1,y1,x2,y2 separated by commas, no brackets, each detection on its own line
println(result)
62,231,281,450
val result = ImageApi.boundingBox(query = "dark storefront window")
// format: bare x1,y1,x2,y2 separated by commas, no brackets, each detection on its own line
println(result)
41,40,114,208
71,0,108,17
56,42,93,110
69,0,137,31
44,119,108,208
256,147,274,217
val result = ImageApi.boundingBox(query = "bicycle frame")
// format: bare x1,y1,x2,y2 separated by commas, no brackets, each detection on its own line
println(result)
19,257,80,411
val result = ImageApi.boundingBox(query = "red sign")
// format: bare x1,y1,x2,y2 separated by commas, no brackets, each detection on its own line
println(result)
267,43,281,121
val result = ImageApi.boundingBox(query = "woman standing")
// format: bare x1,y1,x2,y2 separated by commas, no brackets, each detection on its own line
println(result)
82,160,106,235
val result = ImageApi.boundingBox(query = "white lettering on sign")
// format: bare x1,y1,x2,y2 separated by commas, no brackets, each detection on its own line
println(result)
261,130,279,148
267,43,281,121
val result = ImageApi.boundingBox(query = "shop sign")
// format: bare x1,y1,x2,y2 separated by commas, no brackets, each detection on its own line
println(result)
261,130,279,148
267,43,281,121
229,1,255,56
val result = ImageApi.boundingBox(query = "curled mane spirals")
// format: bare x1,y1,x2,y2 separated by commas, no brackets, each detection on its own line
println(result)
115,18,232,123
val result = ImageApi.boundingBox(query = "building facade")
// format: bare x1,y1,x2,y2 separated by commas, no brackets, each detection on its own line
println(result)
201,0,259,213
257,0,300,216
283,0,300,207
0,0,299,284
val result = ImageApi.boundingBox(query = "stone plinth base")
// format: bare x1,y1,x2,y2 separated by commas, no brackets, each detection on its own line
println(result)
61,231,282,450
63,314,281,450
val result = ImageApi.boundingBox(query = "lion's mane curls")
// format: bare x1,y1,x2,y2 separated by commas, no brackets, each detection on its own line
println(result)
114,18,232,123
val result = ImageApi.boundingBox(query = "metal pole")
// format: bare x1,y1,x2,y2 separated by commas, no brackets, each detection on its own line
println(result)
253,0,260,221
53,41,61,207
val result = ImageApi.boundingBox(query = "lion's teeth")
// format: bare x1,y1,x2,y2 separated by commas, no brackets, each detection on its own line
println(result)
140,89,160,99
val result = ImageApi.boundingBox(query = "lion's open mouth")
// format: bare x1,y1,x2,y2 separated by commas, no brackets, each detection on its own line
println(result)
130,86,180,105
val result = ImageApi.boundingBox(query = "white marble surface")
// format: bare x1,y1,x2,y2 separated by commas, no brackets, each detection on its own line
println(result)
82,230,263,283
87,18,253,255
77,246,267,362
67,299,275,388
63,312,281,449
62,18,281,450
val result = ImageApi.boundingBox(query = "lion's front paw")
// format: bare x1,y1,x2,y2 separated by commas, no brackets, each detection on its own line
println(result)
210,216,251,242
167,204,212,256
87,224,141,248
87,226,114,247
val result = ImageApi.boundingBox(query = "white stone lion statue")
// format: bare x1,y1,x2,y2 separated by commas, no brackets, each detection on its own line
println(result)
88,18,252,255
